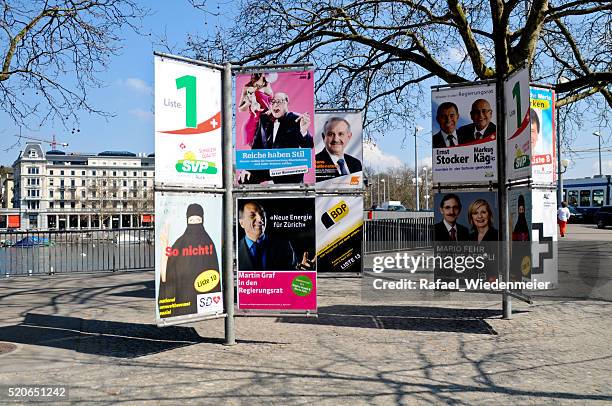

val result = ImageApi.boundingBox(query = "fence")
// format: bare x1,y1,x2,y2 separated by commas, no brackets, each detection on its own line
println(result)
0,217,434,276
363,217,434,253
0,228,154,276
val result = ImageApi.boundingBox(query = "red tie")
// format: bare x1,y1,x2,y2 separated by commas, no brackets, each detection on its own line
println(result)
450,227,456,241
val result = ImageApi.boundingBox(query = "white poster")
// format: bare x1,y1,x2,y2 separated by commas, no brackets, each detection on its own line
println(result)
431,83,497,184
530,188,558,288
504,67,531,182
154,56,223,188
155,191,224,324
314,112,363,190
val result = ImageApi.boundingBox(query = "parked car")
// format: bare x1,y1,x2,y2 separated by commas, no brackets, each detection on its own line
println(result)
595,205,612,229
567,205,584,223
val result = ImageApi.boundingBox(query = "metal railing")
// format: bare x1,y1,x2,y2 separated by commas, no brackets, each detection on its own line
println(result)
0,217,434,276
0,228,154,276
363,217,434,253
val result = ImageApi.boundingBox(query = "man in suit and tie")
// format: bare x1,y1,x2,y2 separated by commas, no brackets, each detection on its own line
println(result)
432,102,473,148
457,99,496,142
434,193,469,241
240,92,314,184
237,201,314,271
315,116,362,183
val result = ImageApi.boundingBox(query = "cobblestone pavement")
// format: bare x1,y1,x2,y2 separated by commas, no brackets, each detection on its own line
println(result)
0,267,610,405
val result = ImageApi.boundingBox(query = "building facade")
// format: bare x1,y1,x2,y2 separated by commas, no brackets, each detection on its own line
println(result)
10,143,154,230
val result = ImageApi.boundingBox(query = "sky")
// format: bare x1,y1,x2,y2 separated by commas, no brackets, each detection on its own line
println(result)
0,1,610,181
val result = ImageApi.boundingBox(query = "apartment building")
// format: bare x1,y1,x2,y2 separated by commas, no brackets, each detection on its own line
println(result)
11,142,154,230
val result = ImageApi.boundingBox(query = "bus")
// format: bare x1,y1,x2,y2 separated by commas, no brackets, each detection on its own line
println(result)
562,175,612,222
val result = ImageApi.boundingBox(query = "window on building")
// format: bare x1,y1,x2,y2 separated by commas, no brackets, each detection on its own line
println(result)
123,180,127,187
81,190,86,198
49,202,54,209
593,190,604,207
81,171,85,176
49,178,54,186
133,171,137,176
60,170,64,175
143,180,148,187
28,149,38,158
123,202,128,209
122,191,127,198
123,171,127,176
70,179,75,187
81,179,85,186
49,170,54,175
113,171,117,176
71,170,75,176
102,180,107,187
60,202,65,208
92,170,97,176
103,170,107,176
49,190,54,198
70,202,75,209
580,190,591,207
27,166,40,174
143,171,147,177
133,180,137,187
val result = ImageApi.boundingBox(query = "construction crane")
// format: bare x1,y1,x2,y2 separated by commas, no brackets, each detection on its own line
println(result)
14,134,68,150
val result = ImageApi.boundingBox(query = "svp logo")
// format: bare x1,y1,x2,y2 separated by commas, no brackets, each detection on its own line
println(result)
321,200,349,229
175,151,218,174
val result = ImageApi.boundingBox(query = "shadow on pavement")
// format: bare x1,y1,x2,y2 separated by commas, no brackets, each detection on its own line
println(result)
110,279,155,298
0,313,212,358
277,305,526,334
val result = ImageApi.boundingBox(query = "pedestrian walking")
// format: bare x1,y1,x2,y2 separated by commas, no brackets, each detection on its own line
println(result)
557,201,571,237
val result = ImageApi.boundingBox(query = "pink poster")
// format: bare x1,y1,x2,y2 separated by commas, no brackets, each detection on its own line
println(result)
238,271,317,310
235,70,315,185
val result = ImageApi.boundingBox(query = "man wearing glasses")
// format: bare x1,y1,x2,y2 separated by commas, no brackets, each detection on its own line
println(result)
243,92,313,184
458,99,496,143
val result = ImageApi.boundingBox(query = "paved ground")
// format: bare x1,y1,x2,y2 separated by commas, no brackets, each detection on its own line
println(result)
0,224,609,404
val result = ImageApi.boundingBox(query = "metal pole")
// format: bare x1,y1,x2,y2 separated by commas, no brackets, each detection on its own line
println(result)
424,167,429,210
497,78,511,320
556,99,562,205
222,63,236,345
598,134,602,176
414,127,420,211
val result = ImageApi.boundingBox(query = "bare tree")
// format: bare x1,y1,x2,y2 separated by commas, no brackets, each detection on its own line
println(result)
186,1,611,135
0,0,148,128
130,185,154,227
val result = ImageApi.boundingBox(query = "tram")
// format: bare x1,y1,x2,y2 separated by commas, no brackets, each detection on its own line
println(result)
562,175,612,221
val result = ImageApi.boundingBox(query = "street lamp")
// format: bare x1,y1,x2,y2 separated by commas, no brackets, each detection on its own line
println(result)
559,159,570,203
423,167,430,210
414,126,423,211
594,131,602,176
556,76,569,208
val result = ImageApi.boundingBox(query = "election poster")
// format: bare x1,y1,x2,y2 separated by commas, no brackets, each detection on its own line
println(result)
155,192,224,324
236,196,317,311
154,55,223,188
508,187,532,282
505,67,531,182
530,188,558,288
530,87,556,185
508,188,557,288
433,191,500,285
235,70,315,186
314,112,364,190
431,83,497,184
316,195,363,272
